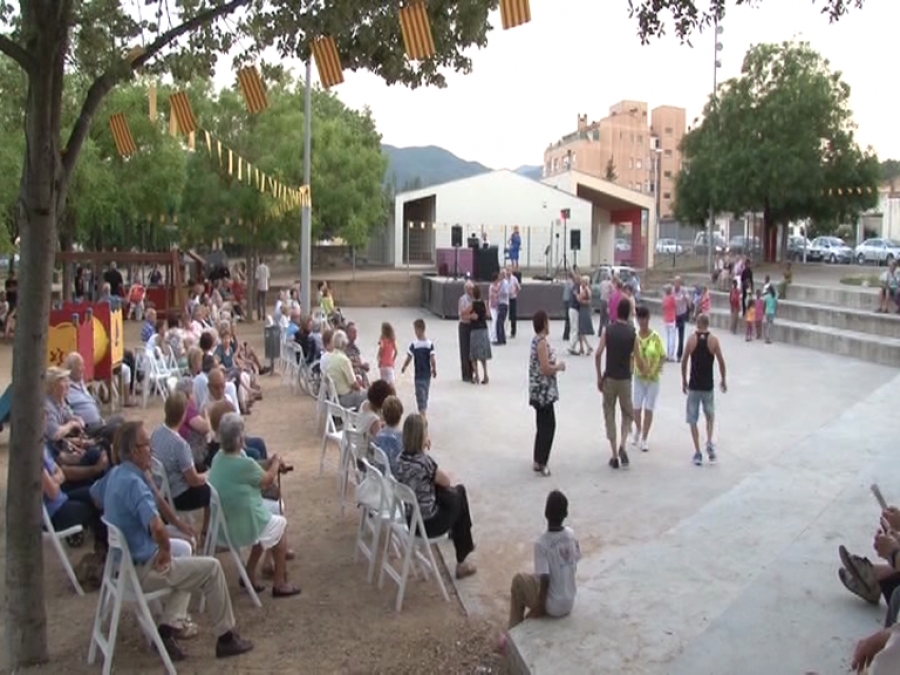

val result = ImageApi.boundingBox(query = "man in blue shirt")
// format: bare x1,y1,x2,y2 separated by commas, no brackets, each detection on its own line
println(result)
103,420,253,661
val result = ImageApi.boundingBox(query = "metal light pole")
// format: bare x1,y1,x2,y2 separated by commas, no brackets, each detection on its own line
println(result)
708,20,724,275
300,58,312,316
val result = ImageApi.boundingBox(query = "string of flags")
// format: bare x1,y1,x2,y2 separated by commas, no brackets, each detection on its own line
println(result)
822,187,876,196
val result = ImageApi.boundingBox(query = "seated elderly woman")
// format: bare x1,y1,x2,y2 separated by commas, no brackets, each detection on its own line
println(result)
208,413,301,598
44,366,108,491
325,329,367,410
396,414,477,579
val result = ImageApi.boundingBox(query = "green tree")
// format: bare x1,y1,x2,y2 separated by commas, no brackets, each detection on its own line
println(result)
605,157,618,181
881,159,900,190
0,1,498,666
674,41,879,261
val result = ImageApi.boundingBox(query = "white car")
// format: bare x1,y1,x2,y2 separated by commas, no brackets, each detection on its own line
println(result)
855,238,900,266
655,238,683,255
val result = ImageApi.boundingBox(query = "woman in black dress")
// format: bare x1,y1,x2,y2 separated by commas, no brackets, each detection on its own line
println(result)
468,286,492,384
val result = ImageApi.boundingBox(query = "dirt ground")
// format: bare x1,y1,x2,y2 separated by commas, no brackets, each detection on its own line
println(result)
0,321,508,675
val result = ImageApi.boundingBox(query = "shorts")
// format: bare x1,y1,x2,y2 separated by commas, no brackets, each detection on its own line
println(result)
602,377,634,442
414,377,431,413
686,389,715,425
633,379,660,411
257,514,287,551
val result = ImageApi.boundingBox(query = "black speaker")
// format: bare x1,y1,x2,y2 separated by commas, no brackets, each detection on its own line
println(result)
451,225,463,248
570,229,581,251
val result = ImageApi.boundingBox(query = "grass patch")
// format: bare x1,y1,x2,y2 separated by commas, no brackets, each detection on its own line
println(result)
840,275,881,287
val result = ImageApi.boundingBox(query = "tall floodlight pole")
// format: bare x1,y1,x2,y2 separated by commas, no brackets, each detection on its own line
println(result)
300,58,312,316
708,20,724,274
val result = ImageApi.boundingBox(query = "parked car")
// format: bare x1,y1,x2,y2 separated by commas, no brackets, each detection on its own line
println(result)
787,235,810,261
807,236,853,264
655,238,684,255
854,238,900,266
693,231,726,256
590,265,641,310
614,238,631,252
727,236,762,256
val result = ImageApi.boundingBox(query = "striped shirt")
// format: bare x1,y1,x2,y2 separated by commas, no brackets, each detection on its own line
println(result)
150,424,194,499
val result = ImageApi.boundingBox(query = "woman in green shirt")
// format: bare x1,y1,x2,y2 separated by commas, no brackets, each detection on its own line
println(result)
631,305,665,453
208,413,301,598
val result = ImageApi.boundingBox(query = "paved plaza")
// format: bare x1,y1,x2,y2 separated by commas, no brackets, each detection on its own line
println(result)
343,306,898,674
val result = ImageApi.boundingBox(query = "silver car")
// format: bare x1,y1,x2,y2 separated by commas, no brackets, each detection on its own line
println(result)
655,238,684,255
854,238,900,266
808,236,853,264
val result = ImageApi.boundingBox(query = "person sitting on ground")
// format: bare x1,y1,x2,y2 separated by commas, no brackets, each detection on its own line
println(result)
374,395,404,475
506,490,581,635
151,392,211,538
344,321,371,387
878,260,900,314
64,352,124,444
208,413,301,598
356,379,395,439
44,366,109,490
327,329,367,409
101,419,254,661
396,414,477,579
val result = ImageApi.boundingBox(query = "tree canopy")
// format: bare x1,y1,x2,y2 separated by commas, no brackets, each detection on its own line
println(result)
674,41,879,252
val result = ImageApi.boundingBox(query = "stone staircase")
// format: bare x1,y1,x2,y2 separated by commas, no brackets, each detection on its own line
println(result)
640,275,900,367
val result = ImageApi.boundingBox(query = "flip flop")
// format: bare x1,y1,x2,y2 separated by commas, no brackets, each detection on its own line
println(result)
272,584,302,598
239,578,266,593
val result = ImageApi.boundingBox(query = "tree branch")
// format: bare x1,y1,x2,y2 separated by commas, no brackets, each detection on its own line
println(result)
61,0,251,180
0,34,35,73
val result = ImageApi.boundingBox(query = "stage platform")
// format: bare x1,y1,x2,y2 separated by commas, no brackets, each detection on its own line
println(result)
420,275,568,320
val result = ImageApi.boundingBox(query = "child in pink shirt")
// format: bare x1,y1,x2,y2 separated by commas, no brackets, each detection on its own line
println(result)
377,321,398,384
661,285,677,361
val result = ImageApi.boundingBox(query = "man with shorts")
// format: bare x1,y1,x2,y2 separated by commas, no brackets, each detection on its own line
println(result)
681,314,727,465
596,300,642,469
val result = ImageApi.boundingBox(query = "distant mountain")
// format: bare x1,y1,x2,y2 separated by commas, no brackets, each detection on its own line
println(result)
514,164,543,181
383,144,491,191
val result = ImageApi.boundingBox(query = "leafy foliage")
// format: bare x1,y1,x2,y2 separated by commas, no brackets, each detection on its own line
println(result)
605,156,618,181
674,41,879,233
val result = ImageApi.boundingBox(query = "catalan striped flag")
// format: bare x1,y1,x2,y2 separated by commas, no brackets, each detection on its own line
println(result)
237,66,268,114
399,1,436,61
311,37,344,88
109,113,137,157
499,0,531,29
169,91,198,135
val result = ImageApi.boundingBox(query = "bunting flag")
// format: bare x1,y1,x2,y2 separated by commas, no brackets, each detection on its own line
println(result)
311,36,344,88
399,1,436,61
237,66,268,114
169,91,198,135
499,0,531,29
822,187,875,196
109,113,138,157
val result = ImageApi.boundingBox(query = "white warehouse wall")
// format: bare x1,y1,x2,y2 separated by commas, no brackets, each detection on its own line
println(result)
393,170,591,270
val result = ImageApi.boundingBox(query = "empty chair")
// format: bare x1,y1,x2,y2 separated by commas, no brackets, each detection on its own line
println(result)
42,503,85,596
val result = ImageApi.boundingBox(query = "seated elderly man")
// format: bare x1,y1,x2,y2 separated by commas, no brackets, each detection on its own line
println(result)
151,392,210,536
102,420,253,661
204,367,268,461
878,260,900,314
208,413,301,598
141,307,158,345
64,352,123,443
325,329,367,410
344,321,371,387
44,366,108,491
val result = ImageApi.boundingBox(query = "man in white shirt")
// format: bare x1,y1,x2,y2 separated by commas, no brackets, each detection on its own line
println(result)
506,267,521,339
255,259,271,321
508,490,581,629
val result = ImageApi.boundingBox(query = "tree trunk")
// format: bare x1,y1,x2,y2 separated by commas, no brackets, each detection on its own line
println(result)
247,247,257,323
5,4,71,668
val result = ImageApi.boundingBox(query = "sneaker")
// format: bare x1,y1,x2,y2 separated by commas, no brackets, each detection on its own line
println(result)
640,439,649,453
692,451,703,466
216,631,254,659
839,545,881,604
618,446,630,469
706,442,717,463
608,456,620,469
839,567,881,605
630,430,640,446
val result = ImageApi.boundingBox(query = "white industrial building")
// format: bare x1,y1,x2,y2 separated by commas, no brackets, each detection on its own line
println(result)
392,169,657,271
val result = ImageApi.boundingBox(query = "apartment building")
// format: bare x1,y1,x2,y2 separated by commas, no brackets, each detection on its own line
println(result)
544,100,686,218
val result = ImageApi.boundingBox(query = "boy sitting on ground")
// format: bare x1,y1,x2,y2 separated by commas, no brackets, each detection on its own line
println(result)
505,490,581,637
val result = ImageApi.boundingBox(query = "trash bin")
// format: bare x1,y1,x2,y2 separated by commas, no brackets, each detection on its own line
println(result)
264,325,281,372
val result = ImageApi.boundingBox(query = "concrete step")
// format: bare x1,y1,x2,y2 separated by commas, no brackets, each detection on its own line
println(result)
641,297,900,367
785,283,879,310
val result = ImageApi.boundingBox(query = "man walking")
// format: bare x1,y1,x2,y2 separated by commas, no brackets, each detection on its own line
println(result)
254,258,270,321
595,300,642,470
458,281,474,382
681,314,727,465
507,267,521,338
673,276,691,359
561,272,574,342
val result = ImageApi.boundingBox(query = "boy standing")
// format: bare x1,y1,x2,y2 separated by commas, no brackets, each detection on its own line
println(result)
401,318,437,416
508,490,581,629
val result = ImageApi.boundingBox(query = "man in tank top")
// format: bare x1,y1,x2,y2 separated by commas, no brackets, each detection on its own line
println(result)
680,314,728,466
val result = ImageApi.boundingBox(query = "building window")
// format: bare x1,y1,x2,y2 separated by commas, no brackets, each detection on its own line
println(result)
665,127,673,134
592,129,600,140
638,134,643,144
664,170,672,178
664,149,673,157
663,192,672,199
636,159,642,169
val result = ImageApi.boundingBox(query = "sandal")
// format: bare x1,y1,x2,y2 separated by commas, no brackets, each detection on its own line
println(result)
272,584,302,598
239,578,266,593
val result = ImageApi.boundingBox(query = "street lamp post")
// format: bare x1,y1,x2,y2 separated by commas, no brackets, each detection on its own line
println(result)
708,20,724,275
300,58,312,316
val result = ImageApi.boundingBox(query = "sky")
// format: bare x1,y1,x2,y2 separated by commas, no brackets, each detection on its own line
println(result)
271,0,896,170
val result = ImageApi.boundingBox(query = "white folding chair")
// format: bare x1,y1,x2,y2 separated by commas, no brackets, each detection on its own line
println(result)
339,426,368,518
369,443,393,479
139,347,176,408
42,503,85,596
88,519,176,675
149,457,197,526
353,458,401,583
378,477,451,612
319,398,346,477
201,485,262,609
